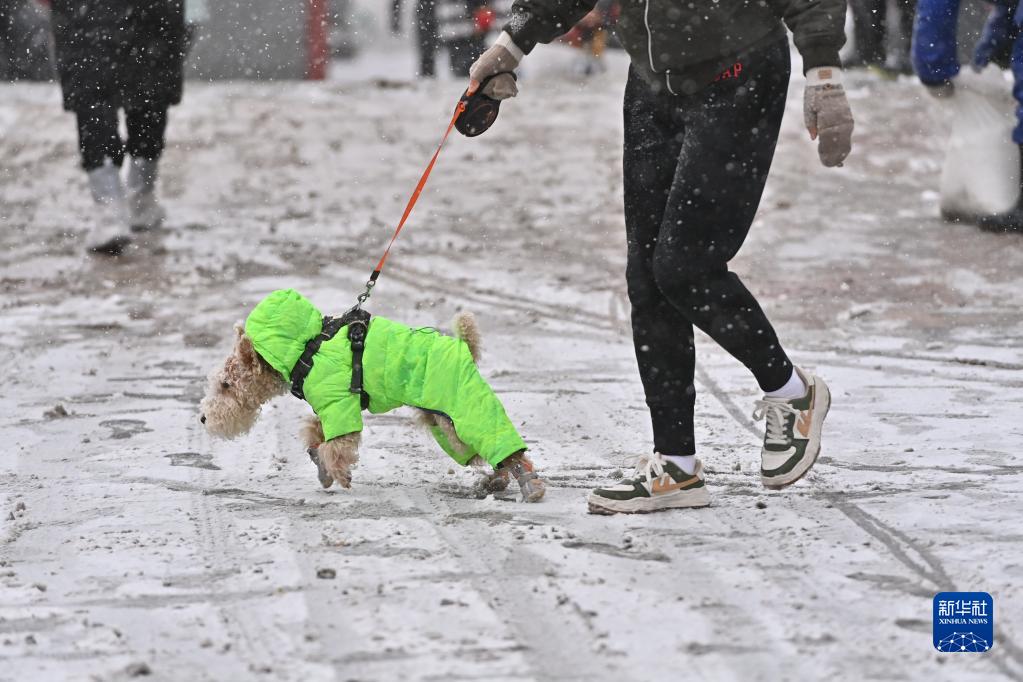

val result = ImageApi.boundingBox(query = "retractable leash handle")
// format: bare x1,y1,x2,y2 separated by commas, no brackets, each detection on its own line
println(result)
354,100,468,310
455,72,516,137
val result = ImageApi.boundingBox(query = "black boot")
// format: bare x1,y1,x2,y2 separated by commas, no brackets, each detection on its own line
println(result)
979,146,1023,232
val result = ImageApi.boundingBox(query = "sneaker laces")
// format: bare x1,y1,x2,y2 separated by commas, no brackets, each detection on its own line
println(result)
752,399,799,447
625,453,667,483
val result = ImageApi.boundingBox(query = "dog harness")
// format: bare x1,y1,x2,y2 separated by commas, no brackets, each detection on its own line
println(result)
244,289,527,468
290,307,371,410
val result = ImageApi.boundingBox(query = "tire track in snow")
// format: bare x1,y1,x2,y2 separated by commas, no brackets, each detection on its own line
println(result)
404,487,601,682
184,421,304,677
823,347,1023,373
362,263,622,334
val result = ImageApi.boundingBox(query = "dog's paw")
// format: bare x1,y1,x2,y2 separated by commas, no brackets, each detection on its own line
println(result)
483,470,510,493
499,453,546,503
520,476,546,503
470,470,513,499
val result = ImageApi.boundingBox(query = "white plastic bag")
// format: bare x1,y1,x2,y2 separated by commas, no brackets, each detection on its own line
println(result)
939,66,1020,220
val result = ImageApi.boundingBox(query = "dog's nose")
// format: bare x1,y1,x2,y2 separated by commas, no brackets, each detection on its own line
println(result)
200,414,206,424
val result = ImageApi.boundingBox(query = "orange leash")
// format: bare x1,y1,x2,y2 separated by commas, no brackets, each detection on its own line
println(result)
356,101,467,307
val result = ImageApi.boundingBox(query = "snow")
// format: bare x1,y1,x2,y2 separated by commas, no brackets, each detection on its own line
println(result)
2,42,1023,681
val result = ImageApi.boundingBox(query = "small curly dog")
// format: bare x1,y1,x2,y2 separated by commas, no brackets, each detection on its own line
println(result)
199,289,544,501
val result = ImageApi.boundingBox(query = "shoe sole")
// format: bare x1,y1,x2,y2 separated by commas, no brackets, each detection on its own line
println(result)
586,486,710,515
761,377,832,490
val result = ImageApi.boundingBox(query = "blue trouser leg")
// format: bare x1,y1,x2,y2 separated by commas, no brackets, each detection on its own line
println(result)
1013,27,1023,144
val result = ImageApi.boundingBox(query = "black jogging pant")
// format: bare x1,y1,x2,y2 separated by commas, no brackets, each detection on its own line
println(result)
623,37,794,456
75,101,168,171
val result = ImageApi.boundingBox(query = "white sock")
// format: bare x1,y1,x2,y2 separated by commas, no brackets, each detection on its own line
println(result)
764,368,807,400
662,454,696,475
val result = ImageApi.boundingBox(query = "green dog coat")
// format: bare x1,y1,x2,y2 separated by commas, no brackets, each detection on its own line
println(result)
244,289,526,467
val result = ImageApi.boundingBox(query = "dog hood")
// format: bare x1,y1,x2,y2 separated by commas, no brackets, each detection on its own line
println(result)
244,289,323,381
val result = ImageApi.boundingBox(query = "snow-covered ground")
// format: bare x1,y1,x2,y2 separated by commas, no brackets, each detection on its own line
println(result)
2,43,1022,682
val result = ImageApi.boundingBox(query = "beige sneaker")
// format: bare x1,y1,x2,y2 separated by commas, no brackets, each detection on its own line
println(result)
587,454,710,515
753,367,831,489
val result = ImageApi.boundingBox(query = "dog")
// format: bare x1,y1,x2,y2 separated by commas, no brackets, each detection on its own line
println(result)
199,289,545,501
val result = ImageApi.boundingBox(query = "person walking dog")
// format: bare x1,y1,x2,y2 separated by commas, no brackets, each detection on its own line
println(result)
467,0,854,513
50,0,186,255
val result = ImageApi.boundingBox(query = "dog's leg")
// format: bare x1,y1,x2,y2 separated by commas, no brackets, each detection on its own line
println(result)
299,414,325,449
422,411,475,457
474,464,511,497
415,409,479,459
415,409,505,496
299,415,334,489
429,413,545,502
318,433,361,489
415,409,440,431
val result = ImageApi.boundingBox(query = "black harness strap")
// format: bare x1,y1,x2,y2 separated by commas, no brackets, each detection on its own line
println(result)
290,308,372,410
290,315,344,401
344,308,371,410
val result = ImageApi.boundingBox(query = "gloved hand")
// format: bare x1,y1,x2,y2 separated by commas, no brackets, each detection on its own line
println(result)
468,32,523,98
803,67,854,167
577,8,604,30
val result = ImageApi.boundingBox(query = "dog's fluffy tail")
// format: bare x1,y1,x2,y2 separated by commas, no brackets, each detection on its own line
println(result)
453,311,481,363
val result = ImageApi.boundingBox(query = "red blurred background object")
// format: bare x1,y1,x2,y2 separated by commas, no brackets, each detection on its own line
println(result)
474,7,496,35
307,0,329,79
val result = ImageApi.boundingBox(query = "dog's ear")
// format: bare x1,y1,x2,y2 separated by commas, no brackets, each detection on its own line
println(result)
234,321,245,338
236,333,261,369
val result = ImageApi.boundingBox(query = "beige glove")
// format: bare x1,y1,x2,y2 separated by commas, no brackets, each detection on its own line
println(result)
468,32,523,98
803,67,854,167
